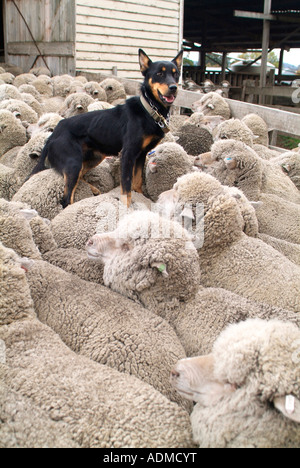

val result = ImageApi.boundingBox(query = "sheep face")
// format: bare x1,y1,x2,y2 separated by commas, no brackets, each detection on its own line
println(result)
171,319,300,447
145,142,193,202
214,118,254,147
86,211,200,307
158,172,244,249
204,139,263,201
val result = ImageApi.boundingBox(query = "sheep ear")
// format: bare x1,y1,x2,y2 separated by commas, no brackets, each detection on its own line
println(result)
180,206,195,221
139,49,152,75
274,395,300,423
250,201,263,210
281,163,291,173
151,262,169,278
19,257,35,272
148,161,157,173
224,157,237,170
20,209,38,220
171,355,235,404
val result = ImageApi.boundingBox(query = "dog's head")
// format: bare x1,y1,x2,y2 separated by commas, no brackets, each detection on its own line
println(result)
139,49,183,107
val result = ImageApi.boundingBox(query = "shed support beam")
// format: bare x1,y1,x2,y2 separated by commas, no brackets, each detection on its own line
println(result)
260,0,272,104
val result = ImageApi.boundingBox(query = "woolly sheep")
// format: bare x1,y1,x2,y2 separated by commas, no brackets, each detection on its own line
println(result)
52,74,74,97
255,193,300,244
83,81,107,101
191,92,231,120
87,101,114,112
0,199,57,257
27,112,63,137
0,146,21,167
59,92,95,118
145,142,194,202
18,84,42,102
0,165,15,200
171,319,300,448
26,257,189,409
174,123,213,156
19,92,43,117
13,73,36,88
214,118,254,146
50,190,151,249
82,160,115,195
0,99,38,124
157,171,300,312
43,246,105,284
0,72,15,84
86,210,299,359
99,78,126,104
0,244,193,448
12,169,94,220
0,131,51,199
187,113,225,132
242,113,269,146
272,150,300,190
0,110,27,157
168,114,189,133
0,199,43,259
0,84,22,102
32,75,53,97
204,139,300,204
30,66,51,77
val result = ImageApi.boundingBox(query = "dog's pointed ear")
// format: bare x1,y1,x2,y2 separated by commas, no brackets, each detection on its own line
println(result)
139,49,152,75
172,50,184,71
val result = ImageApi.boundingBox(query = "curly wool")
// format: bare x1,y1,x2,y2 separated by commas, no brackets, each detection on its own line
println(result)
0,99,38,124
12,169,93,220
51,191,151,249
0,110,27,157
242,113,269,146
0,84,22,101
0,244,193,448
0,199,42,259
0,242,36,325
27,259,189,409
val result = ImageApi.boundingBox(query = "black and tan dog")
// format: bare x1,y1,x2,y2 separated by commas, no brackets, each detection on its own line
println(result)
30,49,183,208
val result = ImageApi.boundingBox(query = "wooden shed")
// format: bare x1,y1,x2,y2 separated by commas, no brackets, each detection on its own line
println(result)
1,0,184,78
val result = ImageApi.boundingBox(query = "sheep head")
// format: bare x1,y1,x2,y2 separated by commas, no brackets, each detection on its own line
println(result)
86,211,200,310
204,139,263,201
171,319,300,447
158,172,244,250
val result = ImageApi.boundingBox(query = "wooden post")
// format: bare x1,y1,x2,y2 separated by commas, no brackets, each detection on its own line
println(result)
260,0,272,105
278,48,285,80
221,52,227,81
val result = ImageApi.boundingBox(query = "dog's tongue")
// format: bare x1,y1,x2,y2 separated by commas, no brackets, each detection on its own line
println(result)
164,95,175,104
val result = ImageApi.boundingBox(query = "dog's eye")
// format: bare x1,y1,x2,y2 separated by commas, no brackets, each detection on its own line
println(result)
156,71,165,77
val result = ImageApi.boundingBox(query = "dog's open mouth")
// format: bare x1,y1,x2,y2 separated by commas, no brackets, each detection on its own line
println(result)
158,91,176,105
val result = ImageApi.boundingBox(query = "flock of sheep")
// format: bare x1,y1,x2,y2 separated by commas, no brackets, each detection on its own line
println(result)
0,63,300,448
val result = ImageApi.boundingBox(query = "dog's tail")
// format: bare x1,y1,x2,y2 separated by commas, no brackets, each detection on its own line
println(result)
28,137,51,179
